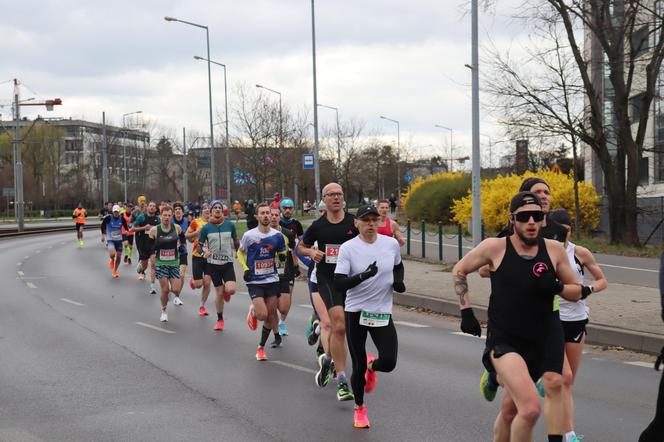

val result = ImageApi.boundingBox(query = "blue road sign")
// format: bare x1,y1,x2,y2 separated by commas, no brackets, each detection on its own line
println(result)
303,153,314,169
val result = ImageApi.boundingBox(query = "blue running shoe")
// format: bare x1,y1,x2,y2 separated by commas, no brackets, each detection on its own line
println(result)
536,377,545,398
278,321,288,336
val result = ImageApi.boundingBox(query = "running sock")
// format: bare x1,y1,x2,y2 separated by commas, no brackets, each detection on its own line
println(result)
259,326,271,347
337,372,348,384
548,436,563,442
217,312,224,321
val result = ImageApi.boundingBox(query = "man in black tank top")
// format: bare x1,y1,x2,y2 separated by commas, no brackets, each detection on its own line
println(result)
452,192,583,442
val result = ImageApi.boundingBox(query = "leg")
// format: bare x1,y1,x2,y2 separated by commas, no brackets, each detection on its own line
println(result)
159,278,169,309
149,254,156,284
214,285,225,316
563,337,584,433
278,291,292,321
367,318,398,373
345,311,369,406
494,391,517,442
640,368,664,442
312,292,331,355
328,306,347,374
542,372,565,437
201,276,211,304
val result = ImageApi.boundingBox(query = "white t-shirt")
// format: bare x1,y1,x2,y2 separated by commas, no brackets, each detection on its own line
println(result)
335,235,402,314
559,241,589,321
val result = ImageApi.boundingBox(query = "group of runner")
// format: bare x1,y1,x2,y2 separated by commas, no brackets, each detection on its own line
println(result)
79,176,610,438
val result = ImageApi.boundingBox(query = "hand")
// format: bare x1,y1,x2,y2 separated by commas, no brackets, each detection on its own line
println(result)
537,271,564,295
243,270,251,282
203,251,212,259
393,281,406,293
460,308,482,337
581,285,593,300
360,261,378,280
101,236,106,243
311,249,325,263
293,267,301,278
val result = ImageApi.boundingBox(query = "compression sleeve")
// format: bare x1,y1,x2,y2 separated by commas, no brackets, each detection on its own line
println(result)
237,248,250,272
334,273,365,291
393,261,404,283
100,216,109,234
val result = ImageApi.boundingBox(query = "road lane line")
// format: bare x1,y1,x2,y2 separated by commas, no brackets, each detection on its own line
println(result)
597,263,658,273
297,304,313,309
270,360,317,374
17,271,24,277
26,282,37,289
624,361,654,368
451,331,486,340
24,256,29,259
60,298,85,306
135,322,176,334
394,320,430,328
35,250,41,254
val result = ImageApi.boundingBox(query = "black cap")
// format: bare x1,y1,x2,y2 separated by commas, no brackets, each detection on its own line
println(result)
549,208,572,227
356,204,379,219
510,191,542,212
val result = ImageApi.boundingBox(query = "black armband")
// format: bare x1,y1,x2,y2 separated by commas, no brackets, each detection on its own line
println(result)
581,285,592,300
334,273,364,291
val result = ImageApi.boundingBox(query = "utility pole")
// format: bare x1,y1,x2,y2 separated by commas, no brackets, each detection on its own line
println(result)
311,0,321,203
12,80,24,232
470,0,482,246
183,127,188,202
102,112,109,205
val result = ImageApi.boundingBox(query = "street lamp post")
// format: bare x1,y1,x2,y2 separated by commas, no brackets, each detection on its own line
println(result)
318,104,341,180
122,110,142,203
379,116,400,193
182,127,188,202
195,56,231,203
164,16,215,200
470,0,482,246
311,0,321,204
435,124,454,172
256,84,284,196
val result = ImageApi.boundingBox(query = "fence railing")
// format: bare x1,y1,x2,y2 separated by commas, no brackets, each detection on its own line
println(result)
401,220,484,262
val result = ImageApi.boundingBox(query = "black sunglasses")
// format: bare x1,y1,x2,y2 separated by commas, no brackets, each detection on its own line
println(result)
512,210,545,223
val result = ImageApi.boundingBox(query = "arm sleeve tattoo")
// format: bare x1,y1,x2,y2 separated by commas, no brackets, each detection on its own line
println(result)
454,274,469,307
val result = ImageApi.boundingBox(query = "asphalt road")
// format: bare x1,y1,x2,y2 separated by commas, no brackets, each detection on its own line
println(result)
403,230,661,288
1,231,659,441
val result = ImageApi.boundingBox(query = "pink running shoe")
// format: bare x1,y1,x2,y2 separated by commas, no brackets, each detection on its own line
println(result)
213,319,224,331
365,353,377,393
199,306,209,316
353,405,370,429
223,293,231,303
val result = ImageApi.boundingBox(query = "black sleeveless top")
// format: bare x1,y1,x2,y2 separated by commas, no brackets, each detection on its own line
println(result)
489,236,555,343
154,224,179,266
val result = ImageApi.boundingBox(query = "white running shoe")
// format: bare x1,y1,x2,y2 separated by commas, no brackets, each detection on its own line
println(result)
160,311,168,322
173,296,184,306
149,284,157,295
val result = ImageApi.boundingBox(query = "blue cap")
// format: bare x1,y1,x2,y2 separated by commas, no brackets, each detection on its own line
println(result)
280,198,294,210
210,199,223,209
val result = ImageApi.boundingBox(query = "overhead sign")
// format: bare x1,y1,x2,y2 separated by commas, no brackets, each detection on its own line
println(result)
303,153,315,169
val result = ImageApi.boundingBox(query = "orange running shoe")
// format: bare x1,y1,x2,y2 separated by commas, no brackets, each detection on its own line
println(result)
213,319,224,331
199,306,209,316
246,305,258,331
112,271,120,278
108,258,114,269
354,405,370,429
365,353,377,393
255,346,268,361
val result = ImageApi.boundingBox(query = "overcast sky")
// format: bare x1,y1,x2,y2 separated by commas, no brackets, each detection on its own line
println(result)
1,0,527,164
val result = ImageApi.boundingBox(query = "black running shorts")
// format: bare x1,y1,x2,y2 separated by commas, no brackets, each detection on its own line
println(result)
562,319,588,344
483,330,547,382
541,311,564,375
316,273,345,309
192,256,206,280
76,223,85,231
248,282,280,300
205,262,236,288
179,253,188,267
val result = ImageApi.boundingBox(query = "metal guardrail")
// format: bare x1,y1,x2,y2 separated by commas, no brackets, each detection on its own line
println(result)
0,222,101,239
402,220,484,262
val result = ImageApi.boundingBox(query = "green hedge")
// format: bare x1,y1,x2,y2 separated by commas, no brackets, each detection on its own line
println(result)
404,173,471,223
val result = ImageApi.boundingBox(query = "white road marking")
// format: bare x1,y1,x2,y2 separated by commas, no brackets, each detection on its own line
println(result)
597,263,658,273
24,256,29,259
451,331,487,340
624,361,654,368
135,322,176,334
16,262,22,266
26,282,37,289
17,271,24,277
60,298,85,306
297,304,313,309
270,360,317,374
47,246,53,249
35,250,41,254
394,320,430,328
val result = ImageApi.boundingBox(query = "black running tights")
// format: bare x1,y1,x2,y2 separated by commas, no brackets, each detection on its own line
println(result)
640,368,664,442
345,311,398,406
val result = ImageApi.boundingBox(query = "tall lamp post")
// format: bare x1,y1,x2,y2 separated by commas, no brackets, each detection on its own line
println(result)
379,115,400,193
195,55,231,203
435,124,454,172
318,104,341,179
256,84,284,196
470,0,482,246
311,0,321,204
122,110,142,203
164,16,215,200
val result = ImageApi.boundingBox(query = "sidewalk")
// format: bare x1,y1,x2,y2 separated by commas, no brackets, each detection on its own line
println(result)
397,258,664,354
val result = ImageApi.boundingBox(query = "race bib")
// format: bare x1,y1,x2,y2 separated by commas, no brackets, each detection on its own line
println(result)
159,249,177,261
110,230,122,241
359,311,390,327
209,253,231,264
325,244,340,264
254,259,275,275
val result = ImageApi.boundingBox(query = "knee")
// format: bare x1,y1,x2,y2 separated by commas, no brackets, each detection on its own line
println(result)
377,355,397,373
517,400,541,425
320,318,331,332
331,319,345,336
542,372,564,395
225,287,236,296
562,367,574,389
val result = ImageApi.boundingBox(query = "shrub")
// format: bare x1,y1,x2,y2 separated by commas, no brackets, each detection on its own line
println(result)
451,169,601,233
402,172,471,223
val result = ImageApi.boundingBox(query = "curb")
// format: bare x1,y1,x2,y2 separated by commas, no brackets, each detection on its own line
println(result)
394,292,664,355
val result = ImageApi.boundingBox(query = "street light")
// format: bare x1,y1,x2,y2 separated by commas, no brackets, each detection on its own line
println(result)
435,124,454,172
311,0,321,204
194,55,231,203
164,16,215,200
256,84,284,196
122,110,142,203
379,115,401,192
317,104,341,179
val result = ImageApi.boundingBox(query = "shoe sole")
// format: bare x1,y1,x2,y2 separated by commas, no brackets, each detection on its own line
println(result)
337,393,354,401
315,354,330,387
354,422,370,429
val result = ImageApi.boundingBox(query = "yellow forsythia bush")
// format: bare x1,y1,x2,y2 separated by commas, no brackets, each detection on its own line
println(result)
451,169,601,233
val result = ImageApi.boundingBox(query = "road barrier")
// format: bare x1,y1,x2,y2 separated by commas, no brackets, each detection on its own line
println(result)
402,220,484,262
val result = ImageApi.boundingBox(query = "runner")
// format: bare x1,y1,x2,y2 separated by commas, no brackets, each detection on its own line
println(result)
72,202,87,247
299,183,358,401
173,202,189,306
270,192,281,209
186,204,212,316
548,209,607,442
100,205,129,278
376,199,405,246
148,204,182,322
388,193,398,215
279,198,304,240
131,200,160,294
198,200,238,331
269,206,298,345
455,191,583,442
122,203,135,265
232,200,242,222
237,202,287,361
334,204,405,428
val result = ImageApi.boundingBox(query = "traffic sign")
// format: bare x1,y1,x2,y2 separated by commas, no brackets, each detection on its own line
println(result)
303,154,314,169
404,174,414,185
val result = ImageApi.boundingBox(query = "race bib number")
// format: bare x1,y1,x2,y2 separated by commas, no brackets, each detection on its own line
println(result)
254,259,275,275
325,244,340,264
110,230,122,241
159,249,176,261
359,311,390,327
